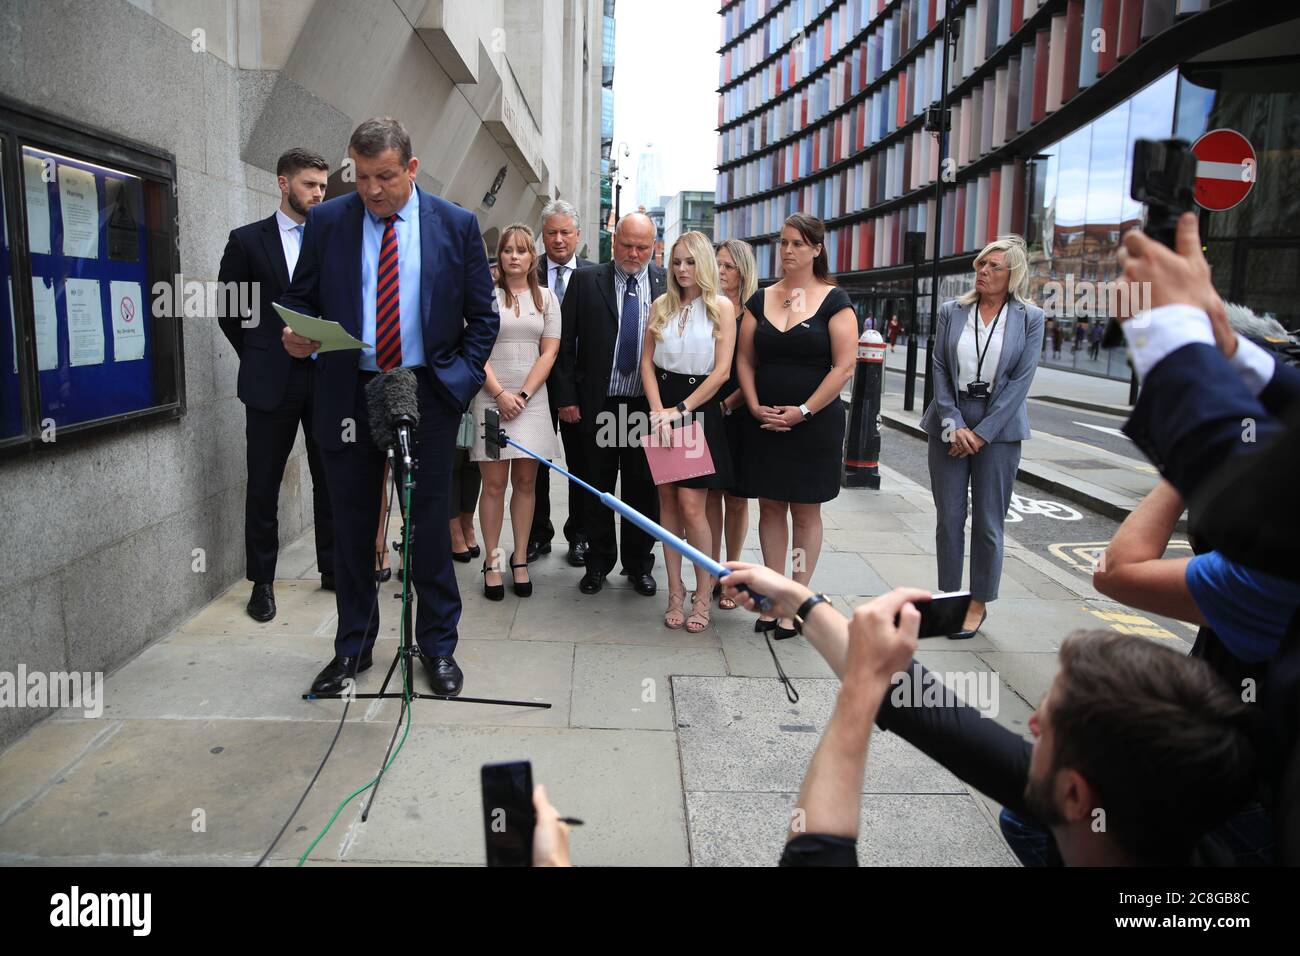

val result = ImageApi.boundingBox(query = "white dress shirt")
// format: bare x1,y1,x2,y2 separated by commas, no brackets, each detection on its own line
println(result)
547,255,578,300
275,208,304,277
956,301,1008,392
1123,303,1278,395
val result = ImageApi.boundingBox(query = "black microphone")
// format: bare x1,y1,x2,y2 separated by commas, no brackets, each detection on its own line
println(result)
364,368,421,468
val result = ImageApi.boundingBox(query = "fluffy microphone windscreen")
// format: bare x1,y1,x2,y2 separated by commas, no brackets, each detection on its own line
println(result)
364,368,420,450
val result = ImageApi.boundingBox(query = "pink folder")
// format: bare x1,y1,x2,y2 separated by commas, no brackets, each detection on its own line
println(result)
641,420,715,485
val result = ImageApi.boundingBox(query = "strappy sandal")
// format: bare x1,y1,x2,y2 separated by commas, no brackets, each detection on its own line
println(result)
686,591,711,633
664,590,686,630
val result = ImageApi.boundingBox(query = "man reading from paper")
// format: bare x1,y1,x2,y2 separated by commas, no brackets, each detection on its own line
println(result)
279,117,498,698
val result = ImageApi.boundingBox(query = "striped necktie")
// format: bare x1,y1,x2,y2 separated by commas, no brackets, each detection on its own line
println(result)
375,214,401,371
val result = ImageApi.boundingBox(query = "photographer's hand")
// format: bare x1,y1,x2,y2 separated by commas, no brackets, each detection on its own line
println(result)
1120,213,1227,333
531,785,571,867
720,562,812,621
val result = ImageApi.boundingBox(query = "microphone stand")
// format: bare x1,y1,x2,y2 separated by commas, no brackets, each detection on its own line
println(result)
302,429,551,820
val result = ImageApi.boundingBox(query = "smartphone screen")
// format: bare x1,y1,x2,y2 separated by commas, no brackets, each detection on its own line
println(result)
481,760,535,867
913,591,973,638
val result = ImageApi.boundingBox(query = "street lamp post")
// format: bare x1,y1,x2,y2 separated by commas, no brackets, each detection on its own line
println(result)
922,1,961,412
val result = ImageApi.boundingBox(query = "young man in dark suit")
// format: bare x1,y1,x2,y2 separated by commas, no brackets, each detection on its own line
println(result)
279,118,498,698
551,213,666,596
217,148,335,623
528,199,595,566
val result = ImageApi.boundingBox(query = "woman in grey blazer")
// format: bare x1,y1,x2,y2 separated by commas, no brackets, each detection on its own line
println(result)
920,235,1044,638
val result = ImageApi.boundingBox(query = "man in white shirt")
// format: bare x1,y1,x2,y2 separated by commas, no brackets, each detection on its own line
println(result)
217,148,334,623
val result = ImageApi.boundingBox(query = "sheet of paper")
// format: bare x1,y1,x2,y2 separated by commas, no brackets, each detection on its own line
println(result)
272,302,371,353
31,277,59,371
58,164,100,260
109,279,145,362
65,277,105,367
22,154,52,255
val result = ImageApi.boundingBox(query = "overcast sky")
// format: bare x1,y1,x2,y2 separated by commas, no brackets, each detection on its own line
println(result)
612,0,721,209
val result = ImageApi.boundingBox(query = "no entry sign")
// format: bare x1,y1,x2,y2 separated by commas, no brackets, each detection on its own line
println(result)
1192,129,1256,211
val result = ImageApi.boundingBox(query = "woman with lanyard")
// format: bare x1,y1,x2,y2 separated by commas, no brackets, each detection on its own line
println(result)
920,236,1044,638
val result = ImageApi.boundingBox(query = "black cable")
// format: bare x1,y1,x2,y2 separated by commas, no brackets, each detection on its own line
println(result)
254,459,397,867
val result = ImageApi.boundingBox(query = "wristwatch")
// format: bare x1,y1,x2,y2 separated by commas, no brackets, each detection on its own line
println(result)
793,593,830,634
519,389,530,402
799,403,813,420
676,401,688,414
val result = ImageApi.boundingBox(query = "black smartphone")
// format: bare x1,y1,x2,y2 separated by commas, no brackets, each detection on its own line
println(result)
907,591,973,638
1101,138,1198,348
481,760,535,867
484,407,502,459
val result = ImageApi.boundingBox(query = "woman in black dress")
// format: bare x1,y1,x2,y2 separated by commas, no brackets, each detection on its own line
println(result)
736,214,857,638
709,238,759,611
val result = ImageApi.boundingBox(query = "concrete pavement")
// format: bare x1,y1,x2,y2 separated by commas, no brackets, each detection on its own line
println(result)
0,456,1178,867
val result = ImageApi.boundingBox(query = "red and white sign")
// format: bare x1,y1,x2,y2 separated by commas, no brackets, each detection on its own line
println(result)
1192,129,1256,211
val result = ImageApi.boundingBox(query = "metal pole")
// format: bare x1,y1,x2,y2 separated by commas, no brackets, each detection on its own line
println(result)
904,255,920,411
923,1,957,412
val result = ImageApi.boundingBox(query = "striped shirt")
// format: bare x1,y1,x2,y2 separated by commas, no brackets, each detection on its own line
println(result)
608,263,652,397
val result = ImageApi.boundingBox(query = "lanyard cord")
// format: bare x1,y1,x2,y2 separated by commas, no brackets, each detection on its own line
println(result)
973,298,1007,383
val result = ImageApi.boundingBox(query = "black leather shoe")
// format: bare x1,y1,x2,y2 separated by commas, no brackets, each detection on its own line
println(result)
482,562,505,601
309,651,373,695
527,539,552,562
452,549,473,563
566,538,589,568
774,624,799,641
950,609,987,641
754,618,777,633
320,572,335,591
628,572,657,597
579,569,607,594
420,653,463,696
511,561,533,598
247,583,276,622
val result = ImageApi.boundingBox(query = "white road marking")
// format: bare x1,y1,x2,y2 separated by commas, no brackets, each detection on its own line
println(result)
1073,420,1132,441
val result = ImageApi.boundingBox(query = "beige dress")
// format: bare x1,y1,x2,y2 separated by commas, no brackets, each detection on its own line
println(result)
470,287,561,461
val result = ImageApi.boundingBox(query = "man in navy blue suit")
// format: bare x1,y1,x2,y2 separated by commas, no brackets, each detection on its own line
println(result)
217,148,335,623
278,117,498,697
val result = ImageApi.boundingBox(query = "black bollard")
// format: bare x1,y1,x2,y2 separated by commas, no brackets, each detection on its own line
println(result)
843,328,885,489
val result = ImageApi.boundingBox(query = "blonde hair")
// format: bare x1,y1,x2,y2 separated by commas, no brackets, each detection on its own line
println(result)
956,235,1031,306
649,231,723,342
716,238,758,308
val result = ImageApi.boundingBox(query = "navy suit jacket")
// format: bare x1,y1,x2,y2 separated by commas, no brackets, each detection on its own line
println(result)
277,188,498,451
1123,343,1298,500
216,214,301,411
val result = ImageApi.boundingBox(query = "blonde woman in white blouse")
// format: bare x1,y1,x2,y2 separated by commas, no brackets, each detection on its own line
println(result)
640,231,736,633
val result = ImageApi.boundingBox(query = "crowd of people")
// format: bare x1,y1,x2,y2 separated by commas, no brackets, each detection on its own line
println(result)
224,116,1299,867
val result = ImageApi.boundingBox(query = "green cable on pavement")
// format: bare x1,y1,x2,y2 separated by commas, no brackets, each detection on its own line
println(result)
298,477,415,867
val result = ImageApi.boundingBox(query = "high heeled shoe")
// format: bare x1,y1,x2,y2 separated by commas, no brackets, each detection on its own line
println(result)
481,561,505,601
510,561,532,598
